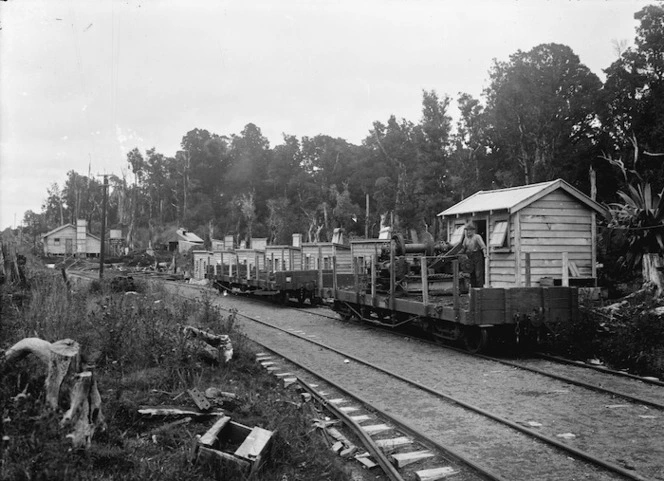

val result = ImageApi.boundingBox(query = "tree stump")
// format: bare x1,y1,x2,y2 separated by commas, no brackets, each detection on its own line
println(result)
643,253,664,297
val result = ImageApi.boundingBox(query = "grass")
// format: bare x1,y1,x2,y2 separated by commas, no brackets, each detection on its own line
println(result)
0,270,354,481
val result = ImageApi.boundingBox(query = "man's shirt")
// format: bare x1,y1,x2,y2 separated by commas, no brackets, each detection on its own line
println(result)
462,234,486,254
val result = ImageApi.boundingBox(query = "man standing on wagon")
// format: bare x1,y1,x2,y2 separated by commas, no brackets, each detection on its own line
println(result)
460,222,486,288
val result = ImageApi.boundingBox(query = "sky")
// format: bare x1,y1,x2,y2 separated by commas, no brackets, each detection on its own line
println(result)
0,0,654,229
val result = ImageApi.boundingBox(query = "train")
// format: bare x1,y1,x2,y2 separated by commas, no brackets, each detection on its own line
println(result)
199,179,611,352
203,229,579,353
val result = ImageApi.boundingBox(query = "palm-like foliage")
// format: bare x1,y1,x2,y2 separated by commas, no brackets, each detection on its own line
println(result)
608,182,664,267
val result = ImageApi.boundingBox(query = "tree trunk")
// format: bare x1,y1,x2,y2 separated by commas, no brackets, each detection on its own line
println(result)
643,253,664,297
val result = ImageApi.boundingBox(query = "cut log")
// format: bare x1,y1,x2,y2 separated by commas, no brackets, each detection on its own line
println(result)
205,387,237,400
185,339,220,365
183,325,233,362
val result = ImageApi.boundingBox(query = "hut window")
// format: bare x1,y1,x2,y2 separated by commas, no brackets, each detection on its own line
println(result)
490,221,509,248
449,225,465,245
54,238,61,246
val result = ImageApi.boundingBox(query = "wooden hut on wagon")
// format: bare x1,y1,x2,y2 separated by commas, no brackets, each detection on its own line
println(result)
438,179,607,288
301,229,352,274
265,234,303,272
349,238,390,274
192,250,223,280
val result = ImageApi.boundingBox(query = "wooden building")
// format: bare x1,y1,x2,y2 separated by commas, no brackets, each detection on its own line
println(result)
41,220,101,257
438,179,606,288
166,228,204,253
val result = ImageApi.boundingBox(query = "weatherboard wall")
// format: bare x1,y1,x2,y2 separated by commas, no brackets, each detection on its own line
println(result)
516,190,593,285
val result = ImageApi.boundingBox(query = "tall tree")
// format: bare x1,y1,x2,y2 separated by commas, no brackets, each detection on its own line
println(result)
484,43,602,186
601,4,664,193
448,93,490,201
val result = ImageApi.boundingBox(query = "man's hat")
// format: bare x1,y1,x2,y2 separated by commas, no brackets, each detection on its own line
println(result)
464,222,476,231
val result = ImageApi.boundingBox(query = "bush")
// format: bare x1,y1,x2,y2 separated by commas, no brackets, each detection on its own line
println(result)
547,294,664,378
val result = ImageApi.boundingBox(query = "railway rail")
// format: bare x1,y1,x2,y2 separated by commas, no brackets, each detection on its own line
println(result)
294,303,664,407
167,281,663,481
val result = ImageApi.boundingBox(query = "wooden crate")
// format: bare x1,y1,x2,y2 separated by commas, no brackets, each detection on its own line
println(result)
194,415,273,476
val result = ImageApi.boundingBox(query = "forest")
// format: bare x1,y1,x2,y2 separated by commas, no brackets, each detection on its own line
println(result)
20,4,664,260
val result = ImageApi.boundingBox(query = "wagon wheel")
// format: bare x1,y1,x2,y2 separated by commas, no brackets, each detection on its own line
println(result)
462,326,490,353
278,291,289,306
297,290,307,306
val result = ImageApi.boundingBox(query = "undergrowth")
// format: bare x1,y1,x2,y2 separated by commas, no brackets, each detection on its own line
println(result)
545,291,664,378
1,272,352,481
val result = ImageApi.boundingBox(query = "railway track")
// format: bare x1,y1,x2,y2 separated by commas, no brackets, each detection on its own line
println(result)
293,304,664,408
166,282,663,481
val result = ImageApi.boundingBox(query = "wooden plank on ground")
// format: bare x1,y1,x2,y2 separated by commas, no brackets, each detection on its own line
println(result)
355,453,377,468
199,416,231,446
416,466,458,480
391,450,435,468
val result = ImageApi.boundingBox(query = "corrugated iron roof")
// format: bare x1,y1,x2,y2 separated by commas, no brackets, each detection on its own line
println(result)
176,229,204,243
438,179,606,217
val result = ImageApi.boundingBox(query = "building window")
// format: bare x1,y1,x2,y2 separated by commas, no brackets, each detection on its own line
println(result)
54,238,61,246
490,220,509,249
449,225,465,245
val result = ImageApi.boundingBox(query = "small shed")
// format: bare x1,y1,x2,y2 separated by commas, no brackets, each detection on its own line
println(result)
265,245,302,272
193,250,215,280
41,220,101,257
438,179,607,288
264,234,304,272
301,243,352,273
167,228,204,253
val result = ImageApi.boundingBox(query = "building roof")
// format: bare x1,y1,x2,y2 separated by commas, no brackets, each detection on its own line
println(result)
41,223,75,239
170,228,204,244
438,179,607,217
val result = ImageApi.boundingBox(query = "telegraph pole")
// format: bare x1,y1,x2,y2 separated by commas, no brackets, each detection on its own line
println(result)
99,174,108,279
365,193,369,239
